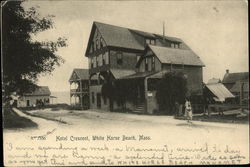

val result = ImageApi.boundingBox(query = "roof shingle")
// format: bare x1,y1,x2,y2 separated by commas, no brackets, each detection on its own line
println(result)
206,83,235,102
95,22,144,51
222,72,249,84
110,69,136,79
148,45,205,66
24,86,51,96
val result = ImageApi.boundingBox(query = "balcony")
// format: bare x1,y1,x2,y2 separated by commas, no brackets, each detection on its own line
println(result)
89,64,110,75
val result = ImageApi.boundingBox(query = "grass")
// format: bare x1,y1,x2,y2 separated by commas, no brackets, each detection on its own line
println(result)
21,109,67,124
3,107,38,129
176,110,249,124
19,103,72,111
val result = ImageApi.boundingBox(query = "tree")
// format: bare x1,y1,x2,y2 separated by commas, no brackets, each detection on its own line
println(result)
101,77,139,112
155,71,188,115
2,1,67,102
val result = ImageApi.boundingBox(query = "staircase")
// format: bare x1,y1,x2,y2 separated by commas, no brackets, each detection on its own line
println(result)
134,103,145,113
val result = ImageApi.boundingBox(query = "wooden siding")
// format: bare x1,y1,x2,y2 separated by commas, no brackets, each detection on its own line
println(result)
138,55,161,72
89,85,110,111
109,50,137,70
18,95,50,107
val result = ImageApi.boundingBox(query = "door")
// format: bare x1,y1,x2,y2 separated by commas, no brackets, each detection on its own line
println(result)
97,93,101,109
26,100,30,107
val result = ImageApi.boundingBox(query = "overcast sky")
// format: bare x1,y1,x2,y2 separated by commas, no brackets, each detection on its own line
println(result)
22,0,248,92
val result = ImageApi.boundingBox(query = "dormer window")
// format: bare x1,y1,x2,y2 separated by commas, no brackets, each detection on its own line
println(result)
146,39,151,44
146,39,155,45
150,39,155,45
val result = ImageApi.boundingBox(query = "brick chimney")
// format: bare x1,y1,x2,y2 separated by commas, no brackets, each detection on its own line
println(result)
226,69,229,74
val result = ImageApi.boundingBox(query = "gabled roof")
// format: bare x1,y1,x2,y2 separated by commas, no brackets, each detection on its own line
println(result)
153,34,182,43
85,21,194,56
222,72,249,84
206,83,235,102
137,45,204,67
69,68,89,81
230,80,249,93
24,86,51,96
130,29,156,39
94,22,144,51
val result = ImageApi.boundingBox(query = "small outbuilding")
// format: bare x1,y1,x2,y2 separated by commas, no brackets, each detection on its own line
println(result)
17,86,51,107
205,83,235,103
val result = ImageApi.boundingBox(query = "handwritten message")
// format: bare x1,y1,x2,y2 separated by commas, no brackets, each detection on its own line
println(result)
4,134,247,166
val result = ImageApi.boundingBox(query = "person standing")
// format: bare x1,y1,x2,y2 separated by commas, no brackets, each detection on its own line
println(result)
185,98,193,123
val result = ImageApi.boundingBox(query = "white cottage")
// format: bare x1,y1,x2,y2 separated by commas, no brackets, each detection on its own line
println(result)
17,86,51,107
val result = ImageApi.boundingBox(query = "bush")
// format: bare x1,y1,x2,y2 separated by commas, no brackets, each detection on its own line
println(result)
155,71,188,115
3,107,38,129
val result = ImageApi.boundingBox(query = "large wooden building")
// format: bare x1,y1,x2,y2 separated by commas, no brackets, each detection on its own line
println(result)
84,21,205,114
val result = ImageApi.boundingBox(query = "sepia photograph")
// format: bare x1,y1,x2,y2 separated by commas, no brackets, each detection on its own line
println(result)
2,0,249,166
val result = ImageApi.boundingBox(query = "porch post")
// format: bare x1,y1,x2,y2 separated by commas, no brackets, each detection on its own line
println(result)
144,77,148,114
80,80,83,109
70,82,72,105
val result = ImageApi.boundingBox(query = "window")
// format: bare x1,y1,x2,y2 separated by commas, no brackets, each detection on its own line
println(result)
100,38,104,48
171,43,175,48
152,56,155,71
93,41,96,51
137,55,140,62
102,54,105,65
96,39,99,50
98,54,102,66
91,57,94,68
146,39,155,45
93,56,97,68
105,52,109,64
145,58,148,71
150,39,155,45
90,45,93,53
175,44,179,48
92,92,95,104
117,52,123,65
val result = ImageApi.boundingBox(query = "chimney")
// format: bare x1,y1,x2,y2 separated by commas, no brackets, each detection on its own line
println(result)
226,69,229,74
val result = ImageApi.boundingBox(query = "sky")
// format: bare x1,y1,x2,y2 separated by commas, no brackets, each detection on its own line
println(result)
22,0,248,92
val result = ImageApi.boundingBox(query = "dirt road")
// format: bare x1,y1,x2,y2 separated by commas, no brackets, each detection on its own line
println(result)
3,108,249,165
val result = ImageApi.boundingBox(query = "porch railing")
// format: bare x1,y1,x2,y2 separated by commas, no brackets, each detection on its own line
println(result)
70,88,88,94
